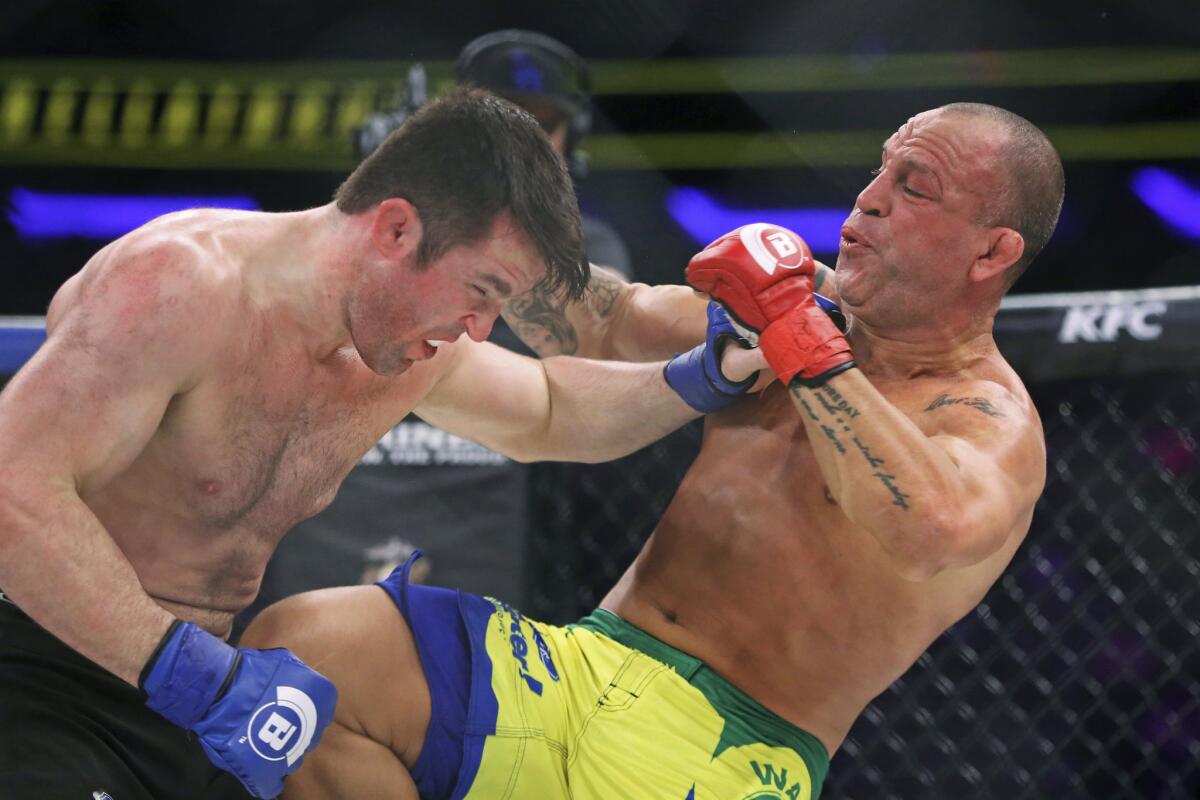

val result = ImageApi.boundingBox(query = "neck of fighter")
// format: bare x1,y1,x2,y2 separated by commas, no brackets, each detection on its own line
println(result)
846,305,999,379
245,203,363,361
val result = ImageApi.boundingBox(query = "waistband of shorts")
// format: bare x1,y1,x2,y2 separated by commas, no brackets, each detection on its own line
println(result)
574,608,829,791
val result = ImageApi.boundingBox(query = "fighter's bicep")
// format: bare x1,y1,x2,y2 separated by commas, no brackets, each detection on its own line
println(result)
415,340,551,457
926,406,1045,560
0,247,223,487
0,331,180,488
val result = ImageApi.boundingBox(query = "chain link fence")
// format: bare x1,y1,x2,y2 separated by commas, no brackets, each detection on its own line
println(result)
528,292,1200,798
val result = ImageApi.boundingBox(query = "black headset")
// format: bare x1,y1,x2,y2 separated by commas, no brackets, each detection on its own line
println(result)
354,30,593,177
456,29,593,177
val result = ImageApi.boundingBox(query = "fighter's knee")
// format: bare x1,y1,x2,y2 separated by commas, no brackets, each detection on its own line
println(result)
241,586,377,659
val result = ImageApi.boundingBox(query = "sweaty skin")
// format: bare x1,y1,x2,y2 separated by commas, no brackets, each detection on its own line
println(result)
0,204,730,688
243,107,1051,794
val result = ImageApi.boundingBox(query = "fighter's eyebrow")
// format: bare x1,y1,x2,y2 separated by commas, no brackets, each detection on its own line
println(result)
483,274,514,298
900,158,934,175
883,143,934,175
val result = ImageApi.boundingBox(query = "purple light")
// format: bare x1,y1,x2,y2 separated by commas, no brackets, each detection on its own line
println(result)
666,187,846,253
7,188,260,240
1130,167,1200,240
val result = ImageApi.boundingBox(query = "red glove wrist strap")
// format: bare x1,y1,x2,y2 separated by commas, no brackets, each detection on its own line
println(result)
760,303,856,387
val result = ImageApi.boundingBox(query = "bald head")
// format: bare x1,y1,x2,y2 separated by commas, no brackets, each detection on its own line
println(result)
938,103,1065,287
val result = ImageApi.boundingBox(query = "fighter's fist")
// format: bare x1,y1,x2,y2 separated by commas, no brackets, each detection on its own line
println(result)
685,223,856,387
142,621,337,799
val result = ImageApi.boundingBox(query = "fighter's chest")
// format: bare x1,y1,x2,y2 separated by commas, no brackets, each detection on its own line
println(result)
149,350,418,524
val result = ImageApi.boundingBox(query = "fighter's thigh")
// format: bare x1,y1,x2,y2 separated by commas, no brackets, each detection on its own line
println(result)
240,585,431,769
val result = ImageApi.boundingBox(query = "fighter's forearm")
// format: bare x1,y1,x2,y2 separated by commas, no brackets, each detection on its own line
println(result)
513,357,700,463
503,266,708,362
788,370,966,579
0,480,175,684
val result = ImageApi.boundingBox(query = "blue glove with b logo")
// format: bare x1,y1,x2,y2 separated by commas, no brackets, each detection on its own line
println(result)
141,620,337,799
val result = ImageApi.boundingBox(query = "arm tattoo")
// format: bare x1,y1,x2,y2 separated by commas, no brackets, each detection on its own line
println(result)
817,384,861,418
925,393,1005,418
502,267,628,357
872,471,912,510
584,267,622,318
797,396,821,422
791,383,913,512
851,436,885,468
819,424,847,454
813,264,830,295
503,286,579,356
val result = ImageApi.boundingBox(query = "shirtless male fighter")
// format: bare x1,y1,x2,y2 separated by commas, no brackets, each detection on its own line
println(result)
242,102,1064,798
0,88,762,800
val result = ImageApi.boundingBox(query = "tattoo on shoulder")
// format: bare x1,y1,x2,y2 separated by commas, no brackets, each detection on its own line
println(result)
504,287,579,356
925,393,1005,418
584,268,623,318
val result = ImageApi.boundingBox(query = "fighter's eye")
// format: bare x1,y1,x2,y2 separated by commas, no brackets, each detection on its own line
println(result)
903,185,925,199
471,284,488,298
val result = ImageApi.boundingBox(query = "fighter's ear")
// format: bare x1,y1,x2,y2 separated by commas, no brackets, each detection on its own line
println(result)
370,198,422,259
970,226,1024,284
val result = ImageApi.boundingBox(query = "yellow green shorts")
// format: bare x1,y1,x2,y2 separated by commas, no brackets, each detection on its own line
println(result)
379,557,828,799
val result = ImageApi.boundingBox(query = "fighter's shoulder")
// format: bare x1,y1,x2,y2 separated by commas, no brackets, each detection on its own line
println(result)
51,225,241,337
913,369,1040,442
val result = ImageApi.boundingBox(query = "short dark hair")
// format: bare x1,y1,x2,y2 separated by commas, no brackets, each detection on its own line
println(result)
940,103,1065,288
335,87,589,300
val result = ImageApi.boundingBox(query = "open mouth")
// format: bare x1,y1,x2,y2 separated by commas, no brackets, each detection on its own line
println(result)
420,339,451,359
840,226,872,251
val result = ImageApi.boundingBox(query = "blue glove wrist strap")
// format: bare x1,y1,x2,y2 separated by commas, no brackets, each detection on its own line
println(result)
664,302,759,413
664,345,731,413
142,620,239,730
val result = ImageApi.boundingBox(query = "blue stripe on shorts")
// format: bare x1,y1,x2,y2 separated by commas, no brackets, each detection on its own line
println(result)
376,552,499,800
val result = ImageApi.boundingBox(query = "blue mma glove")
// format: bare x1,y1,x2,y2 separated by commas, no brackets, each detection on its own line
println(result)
664,302,758,412
141,620,337,799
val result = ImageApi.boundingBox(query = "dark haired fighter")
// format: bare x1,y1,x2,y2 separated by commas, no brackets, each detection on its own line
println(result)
0,88,754,800
244,102,1064,798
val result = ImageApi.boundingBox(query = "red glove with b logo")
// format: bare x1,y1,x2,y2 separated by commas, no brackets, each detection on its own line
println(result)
685,223,856,387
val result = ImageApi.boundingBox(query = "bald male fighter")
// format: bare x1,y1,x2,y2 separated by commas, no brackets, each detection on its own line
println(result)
243,102,1063,798
0,88,761,800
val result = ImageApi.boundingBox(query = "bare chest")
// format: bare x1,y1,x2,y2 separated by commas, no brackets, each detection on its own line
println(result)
657,380,953,602
126,349,425,532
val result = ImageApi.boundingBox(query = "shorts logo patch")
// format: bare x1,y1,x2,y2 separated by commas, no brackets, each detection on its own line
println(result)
531,628,559,682
747,760,803,799
500,603,544,696
92,791,114,800
244,686,319,766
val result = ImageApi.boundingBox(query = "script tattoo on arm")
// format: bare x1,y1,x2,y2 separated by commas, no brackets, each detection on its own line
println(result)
790,382,912,511
925,393,1005,418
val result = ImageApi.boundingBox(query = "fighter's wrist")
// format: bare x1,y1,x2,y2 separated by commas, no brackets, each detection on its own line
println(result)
760,303,855,387
664,343,752,413
141,619,239,729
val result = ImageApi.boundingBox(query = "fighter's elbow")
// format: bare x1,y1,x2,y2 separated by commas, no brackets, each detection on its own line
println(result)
885,513,996,582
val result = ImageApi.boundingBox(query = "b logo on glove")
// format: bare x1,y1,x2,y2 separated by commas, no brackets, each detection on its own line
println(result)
248,685,320,765
740,223,809,276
